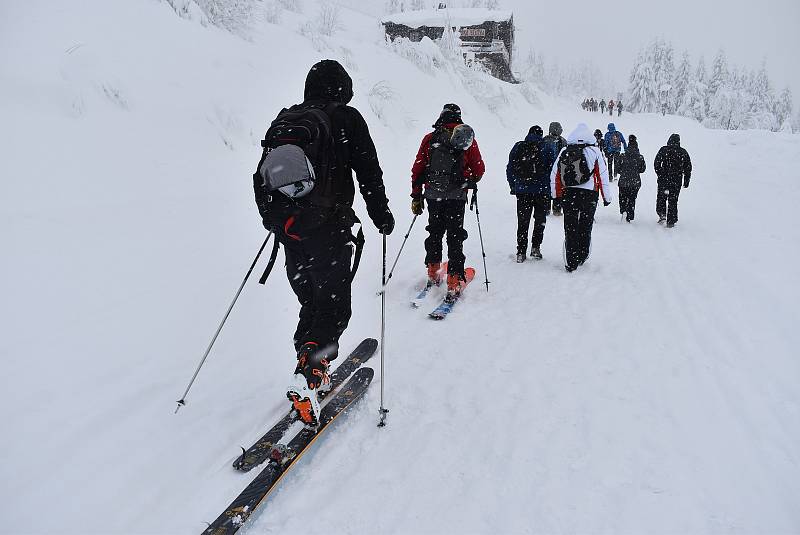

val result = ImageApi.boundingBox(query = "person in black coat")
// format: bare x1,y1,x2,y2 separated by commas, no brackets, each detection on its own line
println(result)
543,122,567,216
616,134,646,222
256,60,394,422
654,133,692,227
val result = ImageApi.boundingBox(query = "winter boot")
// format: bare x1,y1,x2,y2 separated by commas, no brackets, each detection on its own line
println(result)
427,263,443,286
446,272,464,301
552,207,562,216
516,249,526,263
657,215,666,225
530,246,543,260
666,222,676,228
286,342,330,426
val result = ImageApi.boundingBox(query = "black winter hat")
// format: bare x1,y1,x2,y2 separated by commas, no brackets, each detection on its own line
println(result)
628,134,639,150
668,133,681,146
594,129,603,138
548,122,563,137
434,103,462,127
528,125,543,137
304,60,353,104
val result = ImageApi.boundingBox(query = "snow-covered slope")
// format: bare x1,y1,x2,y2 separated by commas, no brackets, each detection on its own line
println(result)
2,1,799,533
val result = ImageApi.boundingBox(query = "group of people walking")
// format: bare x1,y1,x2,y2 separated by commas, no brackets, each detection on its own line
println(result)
582,98,623,116
251,59,693,426
507,120,693,273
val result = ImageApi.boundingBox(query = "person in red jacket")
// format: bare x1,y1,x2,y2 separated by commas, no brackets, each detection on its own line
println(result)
410,104,485,297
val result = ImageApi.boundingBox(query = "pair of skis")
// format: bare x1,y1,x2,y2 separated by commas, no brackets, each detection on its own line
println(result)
203,338,378,535
411,263,476,320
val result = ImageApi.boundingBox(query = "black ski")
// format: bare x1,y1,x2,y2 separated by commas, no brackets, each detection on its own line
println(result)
204,367,374,535
232,338,377,472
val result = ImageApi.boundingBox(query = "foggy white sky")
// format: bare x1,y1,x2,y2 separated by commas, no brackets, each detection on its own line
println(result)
506,0,800,102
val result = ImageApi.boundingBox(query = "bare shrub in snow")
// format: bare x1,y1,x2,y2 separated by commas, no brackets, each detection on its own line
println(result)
194,0,257,33
368,81,396,125
278,0,303,13
264,1,282,24
316,2,343,37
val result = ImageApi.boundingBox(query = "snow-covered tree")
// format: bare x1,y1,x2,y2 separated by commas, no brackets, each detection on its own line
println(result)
708,49,729,97
628,49,657,112
673,51,691,113
775,87,793,128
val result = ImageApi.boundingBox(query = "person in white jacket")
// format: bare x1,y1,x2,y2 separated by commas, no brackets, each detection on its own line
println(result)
549,123,613,272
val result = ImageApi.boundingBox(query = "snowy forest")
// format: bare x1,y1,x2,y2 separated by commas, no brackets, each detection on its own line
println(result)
628,38,795,132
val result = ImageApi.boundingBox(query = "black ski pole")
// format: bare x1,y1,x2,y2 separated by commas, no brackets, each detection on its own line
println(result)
175,233,273,413
378,233,389,427
384,214,418,287
470,188,490,292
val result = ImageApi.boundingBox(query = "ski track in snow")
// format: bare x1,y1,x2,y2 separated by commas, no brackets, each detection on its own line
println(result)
1,1,799,534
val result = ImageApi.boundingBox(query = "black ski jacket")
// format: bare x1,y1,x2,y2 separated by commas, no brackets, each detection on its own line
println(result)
617,148,646,190
301,60,391,229
654,134,692,186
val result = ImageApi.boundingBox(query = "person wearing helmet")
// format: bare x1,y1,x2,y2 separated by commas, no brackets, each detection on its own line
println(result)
411,103,485,298
254,60,394,425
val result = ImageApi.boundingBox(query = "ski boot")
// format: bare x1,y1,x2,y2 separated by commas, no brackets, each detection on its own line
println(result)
530,246,543,260
427,263,443,286
445,272,464,302
286,342,331,426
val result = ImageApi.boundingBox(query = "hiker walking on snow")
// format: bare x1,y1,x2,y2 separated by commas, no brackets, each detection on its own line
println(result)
654,133,692,228
600,99,606,114
594,129,607,155
608,100,615,116
617,101,623,116
543,122,567,216
603,123,627,179
617,134,646,222
550,123,613,272
411,103,485,297
254,59,394,425
507,125,557,262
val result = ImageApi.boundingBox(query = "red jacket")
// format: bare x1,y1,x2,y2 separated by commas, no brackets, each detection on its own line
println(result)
410,123,485,198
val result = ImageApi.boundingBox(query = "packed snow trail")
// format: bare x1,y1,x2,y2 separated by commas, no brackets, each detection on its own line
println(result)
1,1,799,533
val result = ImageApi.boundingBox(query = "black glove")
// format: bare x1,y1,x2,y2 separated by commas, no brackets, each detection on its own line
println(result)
603,200,611,207
411,197,424,216
683,178,690,189
378,208,395,235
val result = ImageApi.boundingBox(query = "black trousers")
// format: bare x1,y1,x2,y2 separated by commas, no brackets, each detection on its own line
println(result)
562,188,598,270
619,186,640,221
607,151,621,177
516,193,550,252
281,228,353,357
425,199,467,275
551,196,562,212
656,182,681,224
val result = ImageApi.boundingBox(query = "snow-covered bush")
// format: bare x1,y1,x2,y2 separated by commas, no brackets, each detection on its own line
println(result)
195,0,257,33
385,36,446,75
279,0,303,13
367,81,396,125
316,2,343,37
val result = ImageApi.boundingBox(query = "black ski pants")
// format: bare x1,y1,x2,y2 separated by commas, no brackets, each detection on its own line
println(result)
281,227,353,357
607,151,621,177
516,193,550,252
619,186,640,221
562,188,598,270
425,198,467,276
656,181,681,225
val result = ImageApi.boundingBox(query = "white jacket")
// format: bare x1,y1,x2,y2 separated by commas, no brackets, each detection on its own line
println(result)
550,123,613,203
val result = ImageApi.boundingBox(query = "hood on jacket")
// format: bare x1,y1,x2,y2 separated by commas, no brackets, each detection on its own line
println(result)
567,123,595,145
668,133,681,146
594,129,603,139
304,60,353,104
434,103,462,127
628,134,639,151
548,122,563,137
607,123,616,132
527,125,543,140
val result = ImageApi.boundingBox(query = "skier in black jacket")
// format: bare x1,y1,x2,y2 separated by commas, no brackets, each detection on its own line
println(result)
654,133,692,227
256,59,394,424
617,134,646,222
543,122,567,216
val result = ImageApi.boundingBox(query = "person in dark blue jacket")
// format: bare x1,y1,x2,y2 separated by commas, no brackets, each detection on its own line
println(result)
603,123,627,179
507,125,557,262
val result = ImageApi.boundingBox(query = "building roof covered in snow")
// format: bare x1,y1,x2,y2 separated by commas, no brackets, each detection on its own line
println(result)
381,8,513,28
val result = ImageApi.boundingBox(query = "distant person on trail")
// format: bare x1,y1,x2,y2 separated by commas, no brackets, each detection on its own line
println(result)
254,59,394,425
550,123,613,272
654,133,692,228
600,99,606,114
603,123,627,179
507,125,557,262
594,128,606,155
617,101,623,116
411,103,485,297
617,134,646,222
543,122,568,216
608,100,615,116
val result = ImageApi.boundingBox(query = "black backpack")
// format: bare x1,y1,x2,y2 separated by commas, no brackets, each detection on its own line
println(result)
253,103,341,231
512,140,545,183
558,144,593,187
420,127,465,191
